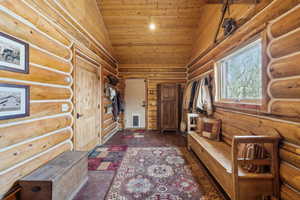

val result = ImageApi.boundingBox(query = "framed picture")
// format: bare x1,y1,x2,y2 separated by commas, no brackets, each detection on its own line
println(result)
0,83,30,120
0,32,29,74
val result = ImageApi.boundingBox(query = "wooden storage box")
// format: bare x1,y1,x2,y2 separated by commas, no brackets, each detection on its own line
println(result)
19,151,88,200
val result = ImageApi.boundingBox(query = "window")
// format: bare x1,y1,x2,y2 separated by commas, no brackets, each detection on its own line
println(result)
215,38,263,105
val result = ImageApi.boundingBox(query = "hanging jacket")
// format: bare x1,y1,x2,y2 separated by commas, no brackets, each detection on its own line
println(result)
189,81,198,111
183,82,193,110
192,80,201,112
112,91,124,121
112,95,119,121
196,77,213,116
181,83,192,132
109,87,116,100
116,91,124,113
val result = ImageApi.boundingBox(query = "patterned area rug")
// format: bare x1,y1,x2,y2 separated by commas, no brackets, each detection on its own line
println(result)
88,145,127,171
121,132,145,139
134,130,145,133
105,147,223,200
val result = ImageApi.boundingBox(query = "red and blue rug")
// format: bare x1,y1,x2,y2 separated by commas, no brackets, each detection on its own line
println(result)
88,145,127,171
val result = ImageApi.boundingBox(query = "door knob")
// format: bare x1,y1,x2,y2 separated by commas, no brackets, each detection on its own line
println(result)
142,101,147,107
77,113,84,119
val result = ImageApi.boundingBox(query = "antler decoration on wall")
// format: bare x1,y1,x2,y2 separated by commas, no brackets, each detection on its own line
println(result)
213,0,259,44
214,0,233,43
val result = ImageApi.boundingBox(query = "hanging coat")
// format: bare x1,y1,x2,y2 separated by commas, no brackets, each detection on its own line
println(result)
109,87,116,100
112,91,124,121
192,80,201,113
180,83,192,132
183,82,193,110
116,91,124,113
188,81,198,111
112,95,119,121
196,77,213,116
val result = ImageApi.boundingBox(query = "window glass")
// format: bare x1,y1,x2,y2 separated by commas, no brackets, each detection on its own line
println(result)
217,39,262,102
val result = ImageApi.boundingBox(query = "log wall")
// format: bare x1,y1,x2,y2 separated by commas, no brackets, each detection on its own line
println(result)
190,0,272,62
101,67,124,142
188,1,300,199
0,0,117,198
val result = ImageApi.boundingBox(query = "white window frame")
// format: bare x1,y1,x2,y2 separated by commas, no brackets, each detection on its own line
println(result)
214,38,263,105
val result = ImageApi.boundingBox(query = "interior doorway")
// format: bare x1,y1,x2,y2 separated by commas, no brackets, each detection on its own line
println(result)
124,79,147,129
73,50,101,151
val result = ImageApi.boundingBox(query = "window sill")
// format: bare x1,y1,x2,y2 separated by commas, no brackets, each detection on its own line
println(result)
214,101,262,111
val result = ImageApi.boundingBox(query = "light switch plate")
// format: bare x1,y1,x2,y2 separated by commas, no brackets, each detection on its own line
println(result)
61,104,69,112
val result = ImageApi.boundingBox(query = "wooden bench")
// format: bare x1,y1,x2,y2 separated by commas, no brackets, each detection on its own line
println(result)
188,132,280,200
19,151,88,200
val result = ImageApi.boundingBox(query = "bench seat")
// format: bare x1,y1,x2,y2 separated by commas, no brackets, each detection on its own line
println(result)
188,132,278,200
188,132,234,197
190,132,232,172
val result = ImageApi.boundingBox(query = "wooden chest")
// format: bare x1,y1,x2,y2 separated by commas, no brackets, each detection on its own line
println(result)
19,151,88,200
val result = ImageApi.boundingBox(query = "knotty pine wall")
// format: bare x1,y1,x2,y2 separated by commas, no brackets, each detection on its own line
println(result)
188,1,300,199
118,64,186,130
0,0,118,198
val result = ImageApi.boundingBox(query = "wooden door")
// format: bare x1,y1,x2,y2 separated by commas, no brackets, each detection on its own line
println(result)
74,53,101,151
158,84,179,132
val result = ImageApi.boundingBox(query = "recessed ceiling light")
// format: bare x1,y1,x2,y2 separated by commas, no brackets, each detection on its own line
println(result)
149,23,156,30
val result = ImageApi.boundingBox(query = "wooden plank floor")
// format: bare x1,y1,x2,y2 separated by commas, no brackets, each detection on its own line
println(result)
106,130,187,147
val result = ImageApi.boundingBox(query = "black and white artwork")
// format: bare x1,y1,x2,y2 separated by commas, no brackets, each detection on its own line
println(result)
0,32,29,74
0,84,30,120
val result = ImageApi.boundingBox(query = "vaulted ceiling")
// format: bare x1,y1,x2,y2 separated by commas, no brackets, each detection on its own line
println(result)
97,0,206,65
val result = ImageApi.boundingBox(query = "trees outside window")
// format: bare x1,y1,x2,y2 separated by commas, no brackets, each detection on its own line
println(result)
216,39,262,104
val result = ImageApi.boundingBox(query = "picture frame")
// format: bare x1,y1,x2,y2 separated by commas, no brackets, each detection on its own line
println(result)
0,32,29,74
0,83,30,120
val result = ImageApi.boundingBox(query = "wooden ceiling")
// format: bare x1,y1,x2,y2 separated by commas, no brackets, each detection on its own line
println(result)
97,0,206,65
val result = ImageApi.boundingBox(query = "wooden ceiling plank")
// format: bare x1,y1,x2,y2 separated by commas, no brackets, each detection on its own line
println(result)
118,64,186,68
99,0,205,8
205,0,260,4
100,8,203,17
96,0,204,64
118,68,186,72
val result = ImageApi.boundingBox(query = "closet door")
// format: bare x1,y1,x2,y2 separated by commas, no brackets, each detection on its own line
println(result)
74,53,101,151
158,84,179,132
